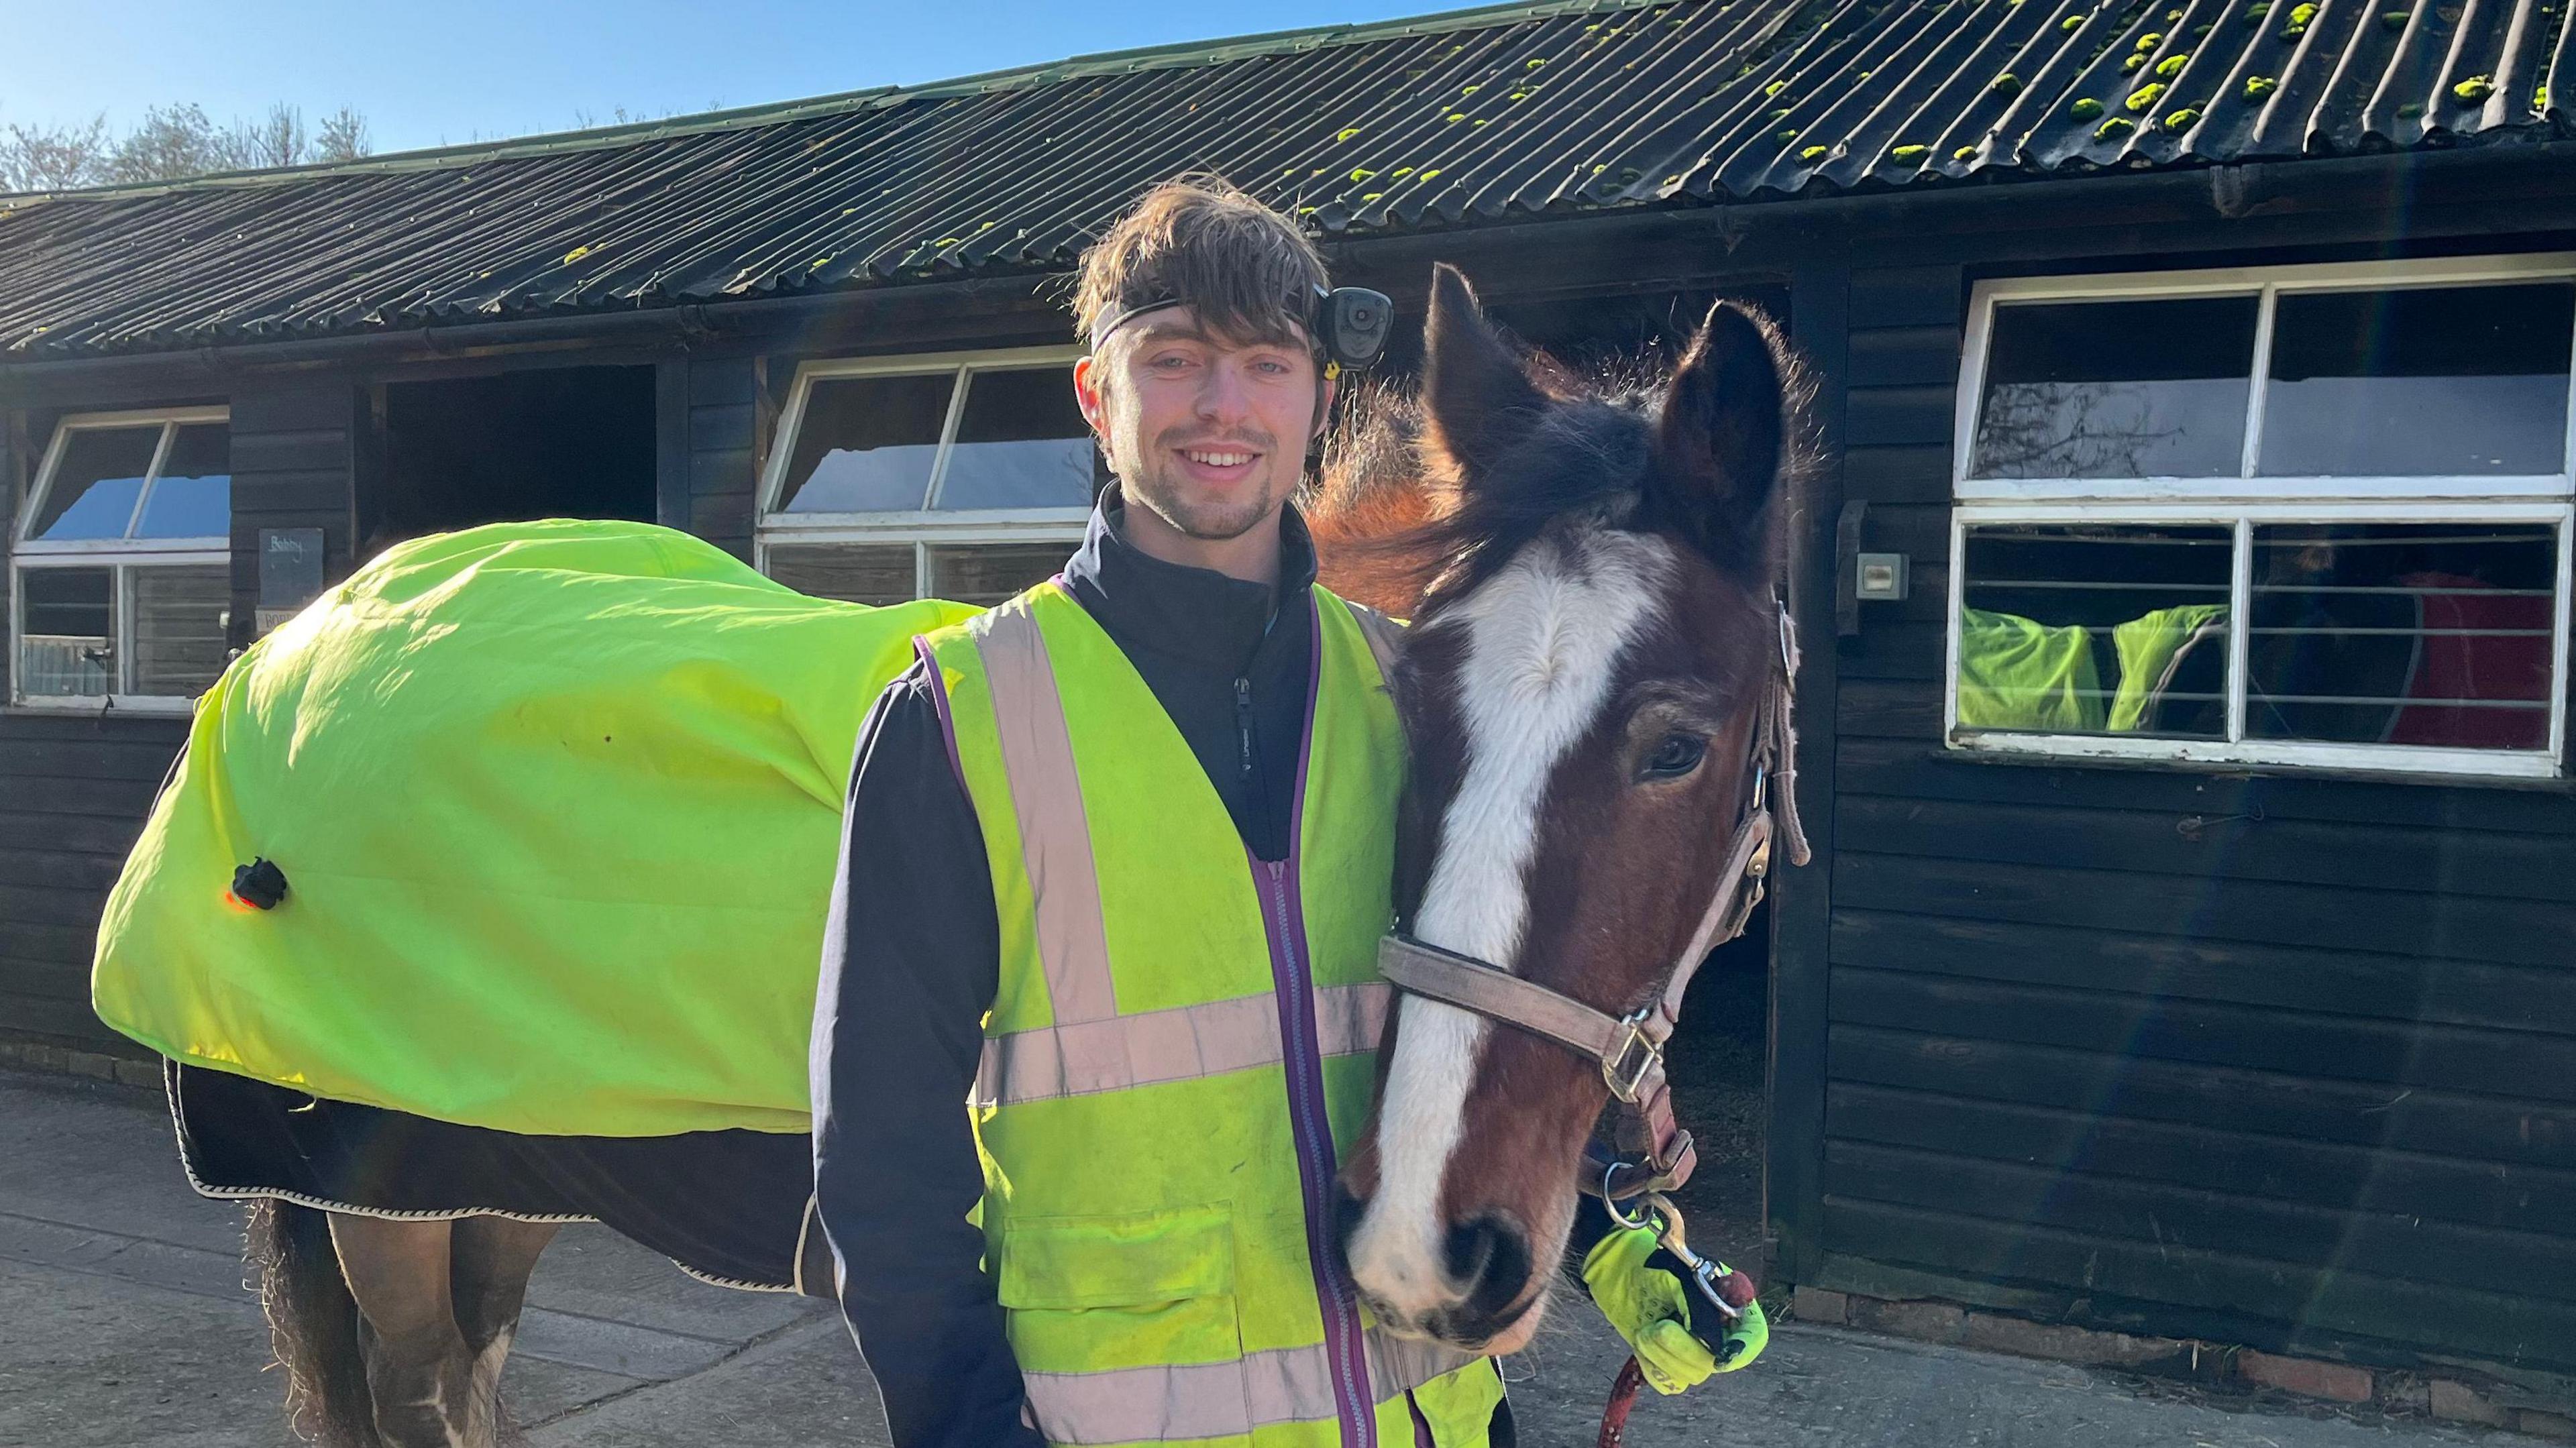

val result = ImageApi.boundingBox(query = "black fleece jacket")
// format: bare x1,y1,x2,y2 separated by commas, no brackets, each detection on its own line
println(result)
810,485,1318,1447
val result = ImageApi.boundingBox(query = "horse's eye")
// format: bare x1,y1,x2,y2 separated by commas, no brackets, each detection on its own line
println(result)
1642,732,1707,781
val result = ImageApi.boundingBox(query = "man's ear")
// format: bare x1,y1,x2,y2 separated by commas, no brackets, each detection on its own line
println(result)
1073,354,1108,435
1075,353,1122,476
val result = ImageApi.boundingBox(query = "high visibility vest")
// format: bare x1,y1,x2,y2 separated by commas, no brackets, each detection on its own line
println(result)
919,580,1505,1448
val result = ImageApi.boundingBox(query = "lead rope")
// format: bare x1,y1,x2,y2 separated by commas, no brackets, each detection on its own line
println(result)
1598,1359,1650,1448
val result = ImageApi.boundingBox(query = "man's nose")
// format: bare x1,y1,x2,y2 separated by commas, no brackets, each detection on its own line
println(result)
1193,359,1255,423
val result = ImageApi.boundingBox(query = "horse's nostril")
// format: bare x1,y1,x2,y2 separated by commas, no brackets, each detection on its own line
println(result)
1442,1215,1532,1321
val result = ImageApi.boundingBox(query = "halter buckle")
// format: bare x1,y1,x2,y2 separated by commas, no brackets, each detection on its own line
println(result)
1602,1008,1662,1104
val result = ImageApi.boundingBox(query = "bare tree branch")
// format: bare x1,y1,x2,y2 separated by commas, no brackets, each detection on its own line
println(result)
0,114,113,192
315,106,372,163
0,100,375,192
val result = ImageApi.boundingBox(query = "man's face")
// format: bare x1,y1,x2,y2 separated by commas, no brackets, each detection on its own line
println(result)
1075,307,1327,543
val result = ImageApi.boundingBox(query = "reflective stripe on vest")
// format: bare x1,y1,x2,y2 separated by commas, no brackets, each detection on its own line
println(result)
973,602,1118,1026
920,583,1503,1448
973,980,1389,1107
1020,1328,1477,1447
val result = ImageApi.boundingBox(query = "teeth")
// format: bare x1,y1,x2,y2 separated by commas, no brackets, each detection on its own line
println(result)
1185,449,1252,467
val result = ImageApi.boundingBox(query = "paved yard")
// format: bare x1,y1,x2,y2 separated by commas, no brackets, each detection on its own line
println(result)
0,1066,2528,1447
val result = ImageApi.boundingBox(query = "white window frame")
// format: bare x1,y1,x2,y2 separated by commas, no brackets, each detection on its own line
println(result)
1949,256,2576,779
754,345,1093,598
10,405,231,715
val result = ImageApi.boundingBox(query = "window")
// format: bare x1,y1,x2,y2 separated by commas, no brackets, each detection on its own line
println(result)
1951,258,2575,777
757,349,1103,606
11,407,231,712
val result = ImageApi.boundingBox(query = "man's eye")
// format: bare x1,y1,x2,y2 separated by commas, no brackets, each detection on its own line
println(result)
1150,353,1196,371
1640,733,1707,781
1254,358,1292,375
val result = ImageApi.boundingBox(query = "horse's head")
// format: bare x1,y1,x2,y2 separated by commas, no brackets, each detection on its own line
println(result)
1335,264,1803,1355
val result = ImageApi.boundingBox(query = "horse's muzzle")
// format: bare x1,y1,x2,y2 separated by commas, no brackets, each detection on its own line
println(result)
1338,1187,1541,1351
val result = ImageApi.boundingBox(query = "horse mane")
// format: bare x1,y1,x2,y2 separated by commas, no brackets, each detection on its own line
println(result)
1308,313,1809,620
1305,377,1452,616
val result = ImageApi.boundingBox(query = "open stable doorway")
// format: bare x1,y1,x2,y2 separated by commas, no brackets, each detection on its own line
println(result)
362,365,657,552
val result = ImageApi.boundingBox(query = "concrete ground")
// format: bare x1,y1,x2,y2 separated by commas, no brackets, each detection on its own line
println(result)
0,1065,2528,1447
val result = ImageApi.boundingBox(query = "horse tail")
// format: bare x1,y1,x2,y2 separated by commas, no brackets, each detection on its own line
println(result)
244,1198,380,1447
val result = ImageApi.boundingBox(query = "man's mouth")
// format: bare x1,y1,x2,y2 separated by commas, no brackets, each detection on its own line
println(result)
1175,445,1263,482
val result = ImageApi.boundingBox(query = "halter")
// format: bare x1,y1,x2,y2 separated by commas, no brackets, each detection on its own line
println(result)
1373,603,1810,1319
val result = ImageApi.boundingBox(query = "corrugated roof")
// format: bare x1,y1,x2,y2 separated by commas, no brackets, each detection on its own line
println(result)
2,0,2568,359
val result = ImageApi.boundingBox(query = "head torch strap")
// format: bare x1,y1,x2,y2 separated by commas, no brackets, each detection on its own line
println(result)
1087,286,1389,372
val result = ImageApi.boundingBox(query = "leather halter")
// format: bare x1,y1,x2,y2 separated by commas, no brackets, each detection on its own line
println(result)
1375,606,1811,1204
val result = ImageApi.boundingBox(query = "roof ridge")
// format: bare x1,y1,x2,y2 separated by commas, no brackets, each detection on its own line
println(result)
1,0,1660,206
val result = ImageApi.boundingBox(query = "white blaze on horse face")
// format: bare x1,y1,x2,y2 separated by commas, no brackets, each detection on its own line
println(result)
1352,526,1674,1329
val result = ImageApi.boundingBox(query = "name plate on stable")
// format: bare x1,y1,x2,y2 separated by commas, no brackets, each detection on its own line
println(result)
256,528,327,636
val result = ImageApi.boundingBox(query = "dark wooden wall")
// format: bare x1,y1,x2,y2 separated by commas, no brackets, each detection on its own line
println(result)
1801,258,2576,1372
684,355,763,561
229,384,359,638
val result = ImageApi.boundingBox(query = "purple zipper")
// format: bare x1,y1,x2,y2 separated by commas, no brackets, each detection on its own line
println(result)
1249,595,1375,1448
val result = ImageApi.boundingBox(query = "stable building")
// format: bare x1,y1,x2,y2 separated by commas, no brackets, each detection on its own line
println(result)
4,0,2573,1395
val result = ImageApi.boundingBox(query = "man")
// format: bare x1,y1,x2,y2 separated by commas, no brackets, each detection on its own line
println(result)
810,177,1731,1448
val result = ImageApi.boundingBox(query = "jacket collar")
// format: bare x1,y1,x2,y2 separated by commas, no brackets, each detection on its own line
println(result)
1062,482,1318,672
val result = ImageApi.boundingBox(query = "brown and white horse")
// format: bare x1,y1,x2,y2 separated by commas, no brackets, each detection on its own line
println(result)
1328,264,1800,1357
239,262,1801,1445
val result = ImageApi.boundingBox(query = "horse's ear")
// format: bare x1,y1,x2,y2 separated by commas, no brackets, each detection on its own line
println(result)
1420,264,1548,484
1647,300,1788,567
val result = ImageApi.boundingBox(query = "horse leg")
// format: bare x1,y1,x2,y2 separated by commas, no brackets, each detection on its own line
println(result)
327,1214,484,1448
449,1217,559,1439
245,1199,383,1448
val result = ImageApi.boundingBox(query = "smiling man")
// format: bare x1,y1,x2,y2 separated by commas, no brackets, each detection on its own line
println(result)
808,176,1514,1448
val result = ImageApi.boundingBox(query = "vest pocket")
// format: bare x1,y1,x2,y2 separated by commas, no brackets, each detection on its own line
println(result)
998,1203,1245,1373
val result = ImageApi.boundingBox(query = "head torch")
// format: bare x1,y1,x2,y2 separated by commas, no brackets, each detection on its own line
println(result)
1089,285,1394,378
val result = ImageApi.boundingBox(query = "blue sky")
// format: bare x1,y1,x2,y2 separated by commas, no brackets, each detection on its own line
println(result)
0,0,1446,157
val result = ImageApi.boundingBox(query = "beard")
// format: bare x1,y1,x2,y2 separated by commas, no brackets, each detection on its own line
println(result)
1118,424,1291,542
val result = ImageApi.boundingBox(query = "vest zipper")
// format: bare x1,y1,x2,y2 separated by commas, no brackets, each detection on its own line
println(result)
1256,854,1376,1448
1251,596,1375,1448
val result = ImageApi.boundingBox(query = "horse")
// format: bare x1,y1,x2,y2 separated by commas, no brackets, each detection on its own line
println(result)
1329,264,1803,1357
211,260,1803,1447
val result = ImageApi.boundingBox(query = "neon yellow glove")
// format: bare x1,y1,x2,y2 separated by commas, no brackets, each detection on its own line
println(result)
1580,1225,1770,1394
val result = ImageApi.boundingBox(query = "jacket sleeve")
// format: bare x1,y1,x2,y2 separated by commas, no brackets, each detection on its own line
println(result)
812,658,1044,1448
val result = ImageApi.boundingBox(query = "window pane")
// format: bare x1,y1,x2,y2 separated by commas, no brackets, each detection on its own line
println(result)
934,368,1107,511
19,567,113,697
2259,284,2575,477
136,423,233,539
764,543,917,606
131,566,231,698
928,543,1075,606
2247,523,2556,749
1958,524,2234,738
1972,297,2259,479
775,373,955,514
30,425,162,541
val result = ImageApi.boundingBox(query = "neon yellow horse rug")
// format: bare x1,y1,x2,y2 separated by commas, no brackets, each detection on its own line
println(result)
92,520,976,1138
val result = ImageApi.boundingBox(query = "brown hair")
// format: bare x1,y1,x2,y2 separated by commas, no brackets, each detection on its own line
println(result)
1072,175,1328,350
